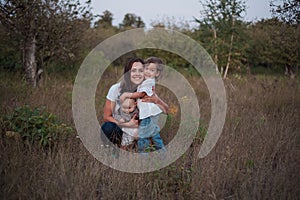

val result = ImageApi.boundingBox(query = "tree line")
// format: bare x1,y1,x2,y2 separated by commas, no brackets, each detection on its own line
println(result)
0,0,299,86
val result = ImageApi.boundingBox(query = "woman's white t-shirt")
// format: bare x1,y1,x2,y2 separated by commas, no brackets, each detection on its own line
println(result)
106,82,121,117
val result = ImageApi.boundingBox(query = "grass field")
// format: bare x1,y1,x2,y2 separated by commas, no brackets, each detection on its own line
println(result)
0,69,299,199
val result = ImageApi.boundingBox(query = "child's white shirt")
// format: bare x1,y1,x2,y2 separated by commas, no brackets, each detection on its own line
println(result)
137,78,162,119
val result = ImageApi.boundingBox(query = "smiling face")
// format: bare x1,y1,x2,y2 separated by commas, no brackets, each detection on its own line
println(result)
121,98,136,114
144,63,160,79
130,62,145,85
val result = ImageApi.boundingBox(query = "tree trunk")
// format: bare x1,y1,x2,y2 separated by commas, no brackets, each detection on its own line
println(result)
285,64,295,79
23,35,37,87
223,17,235,79
223,32,233,79
213,28,218,73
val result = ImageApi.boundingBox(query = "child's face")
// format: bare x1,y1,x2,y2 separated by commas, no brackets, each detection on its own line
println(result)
144,63,160,79
121,98,136,114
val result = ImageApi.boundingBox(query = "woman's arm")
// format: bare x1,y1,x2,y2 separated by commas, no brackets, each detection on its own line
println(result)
103,99,118,123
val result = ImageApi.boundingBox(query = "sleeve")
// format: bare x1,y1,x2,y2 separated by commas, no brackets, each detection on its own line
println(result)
137,79,155,96
106,83,120,102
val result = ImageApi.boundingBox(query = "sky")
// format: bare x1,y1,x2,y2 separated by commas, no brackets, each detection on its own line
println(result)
87,0,273,28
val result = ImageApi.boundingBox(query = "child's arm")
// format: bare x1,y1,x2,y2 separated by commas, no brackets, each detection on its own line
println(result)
120,91,146,103
155,95,169,114
142,94,169,114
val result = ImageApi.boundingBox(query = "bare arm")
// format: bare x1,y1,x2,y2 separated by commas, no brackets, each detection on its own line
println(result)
142,94,169,114
120,91,146,103
156,95,169,114
103,99,118,123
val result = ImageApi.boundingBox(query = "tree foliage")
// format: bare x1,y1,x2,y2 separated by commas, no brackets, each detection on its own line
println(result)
0,0,92,86
194,0,247,77
271,0,300,24
0,1,299,81
268,0,300,77
247,18,299,77
94,10,113,29
119,13,145,30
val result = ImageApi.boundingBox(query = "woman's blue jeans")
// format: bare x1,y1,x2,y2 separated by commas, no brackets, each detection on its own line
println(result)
101,122,123,145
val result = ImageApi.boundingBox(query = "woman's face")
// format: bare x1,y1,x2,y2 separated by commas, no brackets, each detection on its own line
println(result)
130,62,144,85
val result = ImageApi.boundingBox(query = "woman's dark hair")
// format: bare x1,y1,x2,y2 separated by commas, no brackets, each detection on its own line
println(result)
120,58,145,93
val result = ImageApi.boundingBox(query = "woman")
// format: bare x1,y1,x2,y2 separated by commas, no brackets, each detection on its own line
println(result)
101,57,168,146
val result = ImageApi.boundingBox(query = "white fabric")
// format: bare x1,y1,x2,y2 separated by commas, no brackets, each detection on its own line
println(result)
137,78,162,119
137,78,155,96
106,82,121,116
121,127,138,145
106,82,121,102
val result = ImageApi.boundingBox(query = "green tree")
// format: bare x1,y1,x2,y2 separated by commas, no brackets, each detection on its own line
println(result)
195,0,247,78
0,0,92,86
94,10,113,29
119,13,145,30
0,22,20,70
247,18,299,77
270,0,300,77
271,0,300,24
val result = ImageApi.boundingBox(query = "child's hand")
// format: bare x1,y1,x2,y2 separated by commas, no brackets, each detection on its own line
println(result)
118,118,125,123
120,92,132,103
142,93,158,104
127,113,139,128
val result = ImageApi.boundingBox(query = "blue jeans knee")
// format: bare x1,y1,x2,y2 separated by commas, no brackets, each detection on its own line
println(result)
152,133,165,151
101,122,123,145
137,138,150,153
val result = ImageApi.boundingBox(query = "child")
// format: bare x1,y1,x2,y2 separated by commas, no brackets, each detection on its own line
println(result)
120,57,166,153
114,97,139,150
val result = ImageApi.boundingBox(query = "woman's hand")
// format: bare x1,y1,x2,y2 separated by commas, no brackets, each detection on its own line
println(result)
120,113,139,128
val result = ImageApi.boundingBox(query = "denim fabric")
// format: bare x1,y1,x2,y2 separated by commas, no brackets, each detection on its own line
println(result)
101,122,123,145
139,115,160,139
137,133,165,153
152,133,166,150
137,138,150,153
137,114,165,153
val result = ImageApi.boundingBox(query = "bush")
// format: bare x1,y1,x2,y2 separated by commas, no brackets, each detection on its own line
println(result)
2,105,73,147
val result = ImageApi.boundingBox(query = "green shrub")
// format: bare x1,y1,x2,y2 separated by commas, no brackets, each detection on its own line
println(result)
2,105,73,147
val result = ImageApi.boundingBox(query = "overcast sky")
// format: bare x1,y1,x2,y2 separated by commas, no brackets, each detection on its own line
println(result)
88,0,272,27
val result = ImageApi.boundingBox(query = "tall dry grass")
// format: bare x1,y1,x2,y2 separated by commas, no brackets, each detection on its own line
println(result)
0,69,299,199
